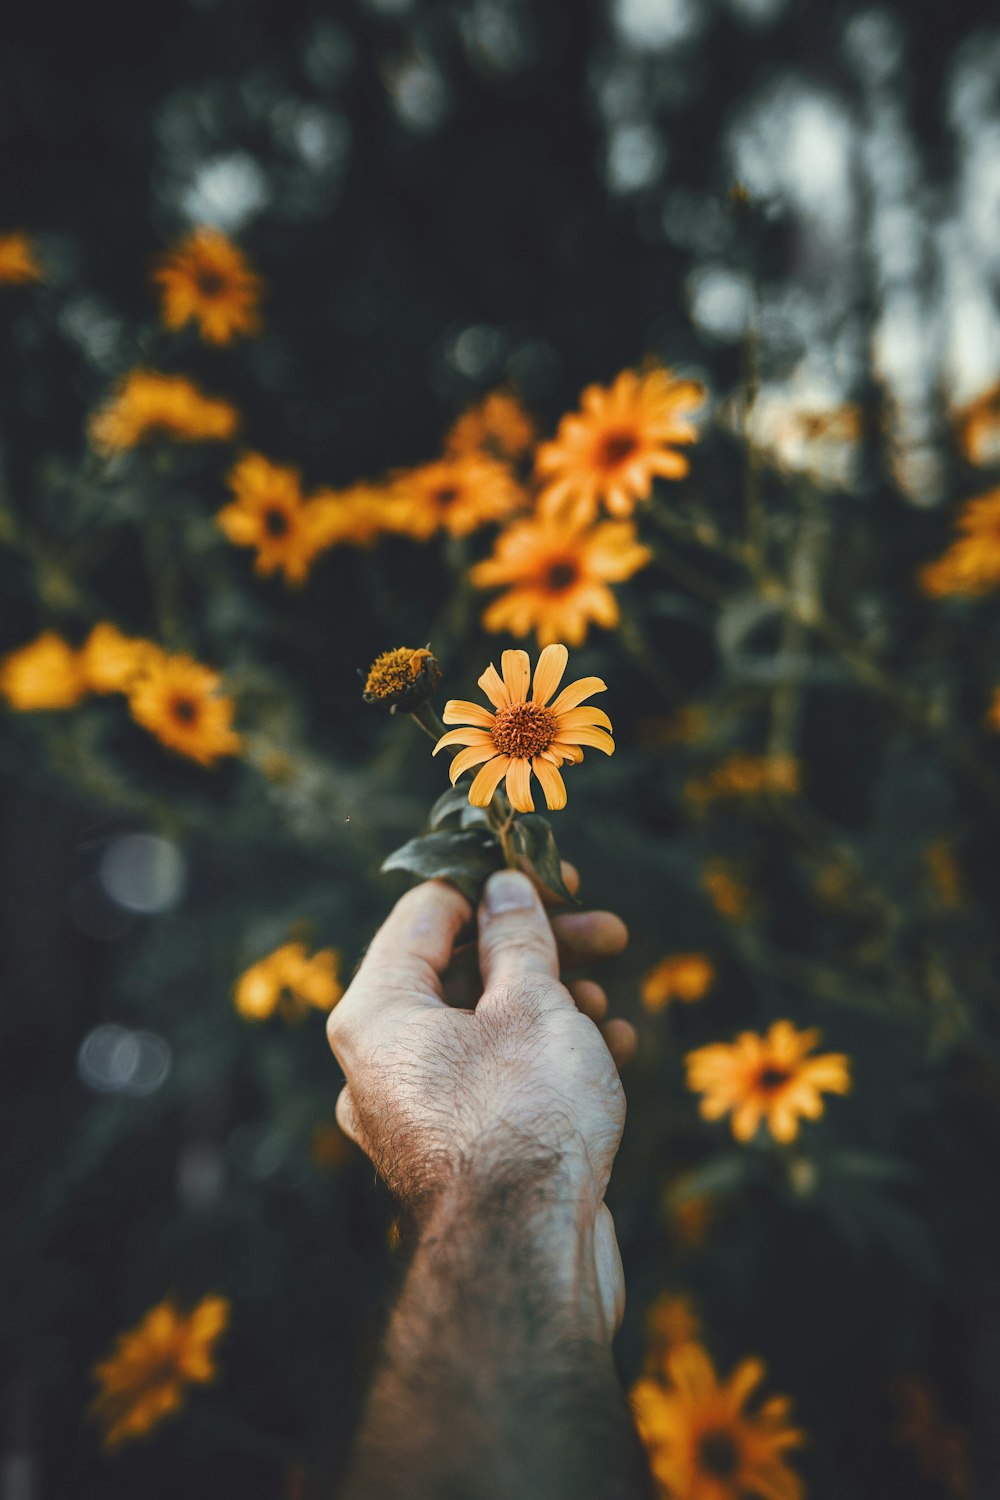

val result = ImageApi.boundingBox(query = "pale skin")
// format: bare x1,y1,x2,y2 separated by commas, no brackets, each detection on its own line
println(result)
327,865,653,1500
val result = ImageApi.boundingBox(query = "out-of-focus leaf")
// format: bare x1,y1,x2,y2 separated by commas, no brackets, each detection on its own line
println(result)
510,813,579,906
381,829,504,903
428,787,472,829
824,1149,917,1184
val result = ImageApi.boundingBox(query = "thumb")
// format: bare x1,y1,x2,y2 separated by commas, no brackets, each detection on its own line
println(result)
477,870,560,993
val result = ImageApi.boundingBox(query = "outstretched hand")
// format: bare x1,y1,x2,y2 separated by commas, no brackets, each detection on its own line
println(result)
327,867,635,1334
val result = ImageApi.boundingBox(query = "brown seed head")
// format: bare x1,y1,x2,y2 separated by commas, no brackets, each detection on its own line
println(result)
363,646,441,710
490,701,556,758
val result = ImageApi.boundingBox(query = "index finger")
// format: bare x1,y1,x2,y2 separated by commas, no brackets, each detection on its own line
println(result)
355,876,473,996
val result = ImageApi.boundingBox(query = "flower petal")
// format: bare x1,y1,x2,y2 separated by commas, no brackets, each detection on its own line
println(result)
449,743,498,784
532,756,567,810
531,643,569,706
478,662,510,709
556,705,613,732
433,727,494,755
469,755,510,806
505,756,535,812
442,699,496,728
501,648,531,704
550,675,607,714
552,726,615,754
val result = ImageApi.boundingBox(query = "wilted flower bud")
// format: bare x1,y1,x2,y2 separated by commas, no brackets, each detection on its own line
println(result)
362,646,441,713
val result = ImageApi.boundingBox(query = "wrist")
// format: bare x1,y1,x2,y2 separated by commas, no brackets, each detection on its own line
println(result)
414,1150,610,1341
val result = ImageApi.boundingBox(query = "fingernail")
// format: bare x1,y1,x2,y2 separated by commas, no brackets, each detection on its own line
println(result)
484,870,535,914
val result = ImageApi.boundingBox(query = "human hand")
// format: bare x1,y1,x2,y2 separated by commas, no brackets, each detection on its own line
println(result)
327,868,635,1332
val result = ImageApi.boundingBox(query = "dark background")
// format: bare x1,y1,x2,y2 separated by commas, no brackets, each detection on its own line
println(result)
4,0,1000,1495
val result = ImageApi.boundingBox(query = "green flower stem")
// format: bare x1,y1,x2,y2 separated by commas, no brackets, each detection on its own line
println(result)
407,701,518,868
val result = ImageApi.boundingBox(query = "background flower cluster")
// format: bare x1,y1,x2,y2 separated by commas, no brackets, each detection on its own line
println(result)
5,1,1000,1496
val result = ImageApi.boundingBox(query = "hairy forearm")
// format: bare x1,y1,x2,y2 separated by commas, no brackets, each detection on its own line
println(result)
340,1162,653,1500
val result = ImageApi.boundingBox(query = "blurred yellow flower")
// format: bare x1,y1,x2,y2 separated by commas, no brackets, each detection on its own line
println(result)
684,754,801,808
234,942,343,1022
153,227,262,345
918,488,1000,598
686,1019,850,1144
923,840,964,909
388,453,526,539
127,653,242,766
641,954,715,1014
80,623,159,695
536,365,703,525
217,453,317,585
90,1295,229,1450
644,1293,701,1375
471,514,651,647
0,231,43,284
434,644,613,813
956,381,1000,468
703,862,751,922
891,1376,973,1499
631,1342,804,1500
0,632,86,710
89,370,239,455
306,484,404,551
636,705,712,750
445,389,537,463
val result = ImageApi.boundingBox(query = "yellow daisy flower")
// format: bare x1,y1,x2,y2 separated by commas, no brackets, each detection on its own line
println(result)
641,954,715,1014
684,754,801,808
216,453,320,585
90,1295,230,1450
0,232,44,284
433,644,613,813
703,862,752,922
79,624,160,695
471,514,651,647
305,484,405,551
536,365,704,524
918,488,1000,598
644,1293,702,1375
686,1020,850,1144
0,632,86,710
388,453,526,540
362,646,441,710
445,389,537,463
234,942,343,1022
89,370,239,455
127,653,242,766
153,227,262,345
631,1342,805,1500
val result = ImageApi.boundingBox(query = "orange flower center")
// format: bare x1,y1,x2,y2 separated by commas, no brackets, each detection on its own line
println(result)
170,695,199,725
435,486,459,507
490,702,556,758
757,1064,792,1092
196,269,226,298
544,560,579,593
698,1429,740,1479
597,428,638,470
263,506,290,537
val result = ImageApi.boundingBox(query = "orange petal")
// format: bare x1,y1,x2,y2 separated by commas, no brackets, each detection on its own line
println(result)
433,727,493,755
501,648,531,704
532,756,567,810
550,675,607,714
531,643,568,706
442,699,496,728
505,756,534,812
478,662,510,709
449,743,499,784
469,755,510,806
556,705,613,732
552,726,615,754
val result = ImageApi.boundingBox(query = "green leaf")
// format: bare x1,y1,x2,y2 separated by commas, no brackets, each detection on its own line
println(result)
381,829,504,904
428,787,472,830
509,813,580,906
